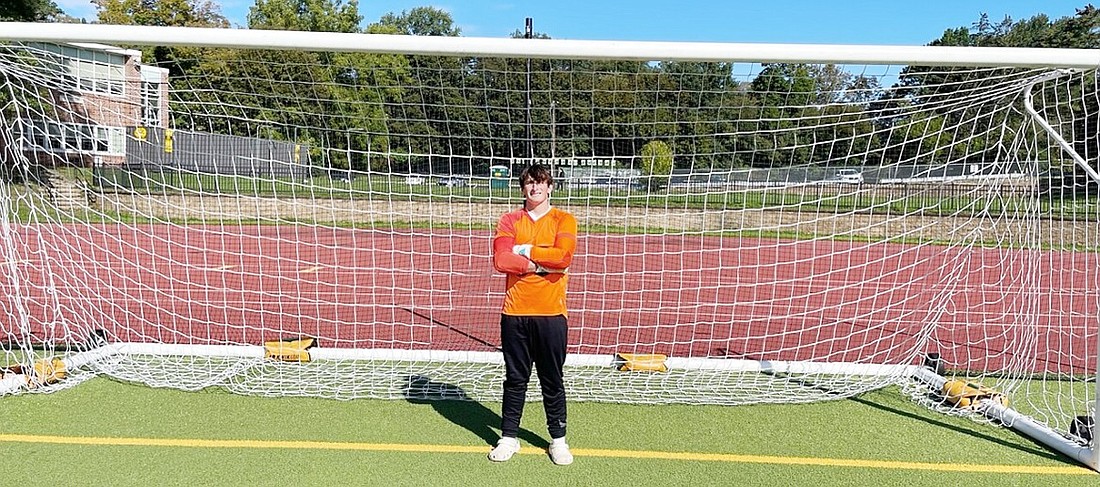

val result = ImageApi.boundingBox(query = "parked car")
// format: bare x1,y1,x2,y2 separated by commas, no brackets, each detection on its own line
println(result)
437,176,469,187
834,169,864,184
405,175,426,185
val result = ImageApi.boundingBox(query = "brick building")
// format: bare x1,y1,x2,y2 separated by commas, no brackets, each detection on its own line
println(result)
13,42,168,167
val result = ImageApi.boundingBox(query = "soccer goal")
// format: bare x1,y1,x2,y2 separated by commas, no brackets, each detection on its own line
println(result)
1,22,1098,469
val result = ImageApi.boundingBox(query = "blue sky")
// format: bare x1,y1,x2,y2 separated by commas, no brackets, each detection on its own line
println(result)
55,0,1091,46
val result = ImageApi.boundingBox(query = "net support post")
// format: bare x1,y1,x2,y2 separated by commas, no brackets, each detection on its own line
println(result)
1022,70,1100,184
1093,302,1100,469
1091,227,1100,471
1021,71,1100,469
981,400,1096,470
912,364,1097,471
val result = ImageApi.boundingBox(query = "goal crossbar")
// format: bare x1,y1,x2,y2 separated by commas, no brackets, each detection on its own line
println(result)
2,22,1100,67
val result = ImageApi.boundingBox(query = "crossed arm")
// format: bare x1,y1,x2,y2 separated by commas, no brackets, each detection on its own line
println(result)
492,230,576,275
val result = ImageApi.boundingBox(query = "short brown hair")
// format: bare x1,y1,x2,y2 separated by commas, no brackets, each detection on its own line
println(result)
518,164,554,187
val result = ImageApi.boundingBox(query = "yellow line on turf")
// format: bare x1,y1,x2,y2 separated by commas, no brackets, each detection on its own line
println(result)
0,433,1090,475
576,448,1092,475
0,434,482,454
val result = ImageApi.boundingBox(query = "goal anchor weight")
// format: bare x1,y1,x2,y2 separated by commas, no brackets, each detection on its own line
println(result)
263,337,316,363
0,357,66,389
613,353,668,373
0,328,114,394
941,379,1007,409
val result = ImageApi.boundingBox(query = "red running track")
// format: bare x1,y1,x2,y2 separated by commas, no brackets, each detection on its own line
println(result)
0,224,1095,374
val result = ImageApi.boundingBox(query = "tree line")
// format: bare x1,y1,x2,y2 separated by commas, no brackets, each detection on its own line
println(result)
5,1,1100,178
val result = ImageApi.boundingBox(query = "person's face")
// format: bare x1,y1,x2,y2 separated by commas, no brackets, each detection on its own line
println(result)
522,178,552,206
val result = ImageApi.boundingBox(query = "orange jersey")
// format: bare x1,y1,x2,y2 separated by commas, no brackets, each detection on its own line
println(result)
492,206,578,317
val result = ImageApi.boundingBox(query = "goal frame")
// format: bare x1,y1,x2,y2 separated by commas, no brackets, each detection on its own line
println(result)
1,20,1099,471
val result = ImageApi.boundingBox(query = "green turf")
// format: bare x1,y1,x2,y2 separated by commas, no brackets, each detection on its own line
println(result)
0,377,1095,486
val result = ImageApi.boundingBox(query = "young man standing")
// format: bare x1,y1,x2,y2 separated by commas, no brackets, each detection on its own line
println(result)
488,164,578,466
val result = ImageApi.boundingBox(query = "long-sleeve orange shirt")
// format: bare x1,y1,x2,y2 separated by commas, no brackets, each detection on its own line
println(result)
492,206,577,317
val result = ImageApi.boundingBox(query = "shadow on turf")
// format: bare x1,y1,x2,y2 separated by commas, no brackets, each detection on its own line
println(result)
402,375,546,449
755,365,1071,465
848,394,1070,463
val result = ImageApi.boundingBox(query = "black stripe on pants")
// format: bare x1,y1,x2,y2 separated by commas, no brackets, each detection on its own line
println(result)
499,314,568,439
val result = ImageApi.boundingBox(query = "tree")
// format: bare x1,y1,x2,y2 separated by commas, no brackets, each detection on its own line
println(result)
747,63,817,167
236,0,409,173
371,7,471,174
639,140,674,191
95,0,227,27
904,5,1100,174
377,6,461,36
247,0,359,32
1,0,62,22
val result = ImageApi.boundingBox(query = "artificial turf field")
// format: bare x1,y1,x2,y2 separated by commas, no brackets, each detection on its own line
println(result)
0,377,1095,486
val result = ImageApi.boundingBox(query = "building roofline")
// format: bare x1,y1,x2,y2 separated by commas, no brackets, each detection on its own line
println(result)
66,42,142,58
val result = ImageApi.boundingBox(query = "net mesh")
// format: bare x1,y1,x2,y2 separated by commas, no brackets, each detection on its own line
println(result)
0,38,1097,440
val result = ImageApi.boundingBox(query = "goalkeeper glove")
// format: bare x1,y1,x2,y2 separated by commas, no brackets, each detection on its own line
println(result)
512,244,533,258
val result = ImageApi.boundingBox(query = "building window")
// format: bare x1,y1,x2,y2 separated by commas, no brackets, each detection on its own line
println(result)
70,57,125,96
18,120,125,156
26,42,127,97
141,80,163,127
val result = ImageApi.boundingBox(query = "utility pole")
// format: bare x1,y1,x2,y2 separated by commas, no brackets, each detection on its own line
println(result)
525,17,533,162
550,100,556,174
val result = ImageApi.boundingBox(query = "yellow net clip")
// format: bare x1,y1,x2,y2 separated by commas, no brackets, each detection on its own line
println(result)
264,337,316,363
614,353,669,373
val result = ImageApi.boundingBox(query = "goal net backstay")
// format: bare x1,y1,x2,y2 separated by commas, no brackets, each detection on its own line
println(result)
0,22,1098,468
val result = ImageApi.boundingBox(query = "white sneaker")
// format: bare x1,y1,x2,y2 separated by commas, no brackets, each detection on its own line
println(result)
488,437,520,462
547,442,573,466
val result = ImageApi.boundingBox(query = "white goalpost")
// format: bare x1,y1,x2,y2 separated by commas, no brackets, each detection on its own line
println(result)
1,22,1099,469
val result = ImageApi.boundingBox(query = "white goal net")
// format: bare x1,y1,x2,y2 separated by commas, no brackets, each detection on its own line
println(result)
0,23,1098,466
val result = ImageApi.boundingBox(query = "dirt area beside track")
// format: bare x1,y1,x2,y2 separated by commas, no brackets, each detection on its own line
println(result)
96,193,1093,247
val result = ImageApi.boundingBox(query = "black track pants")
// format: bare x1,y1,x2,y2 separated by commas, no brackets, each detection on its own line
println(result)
499,314,568,439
